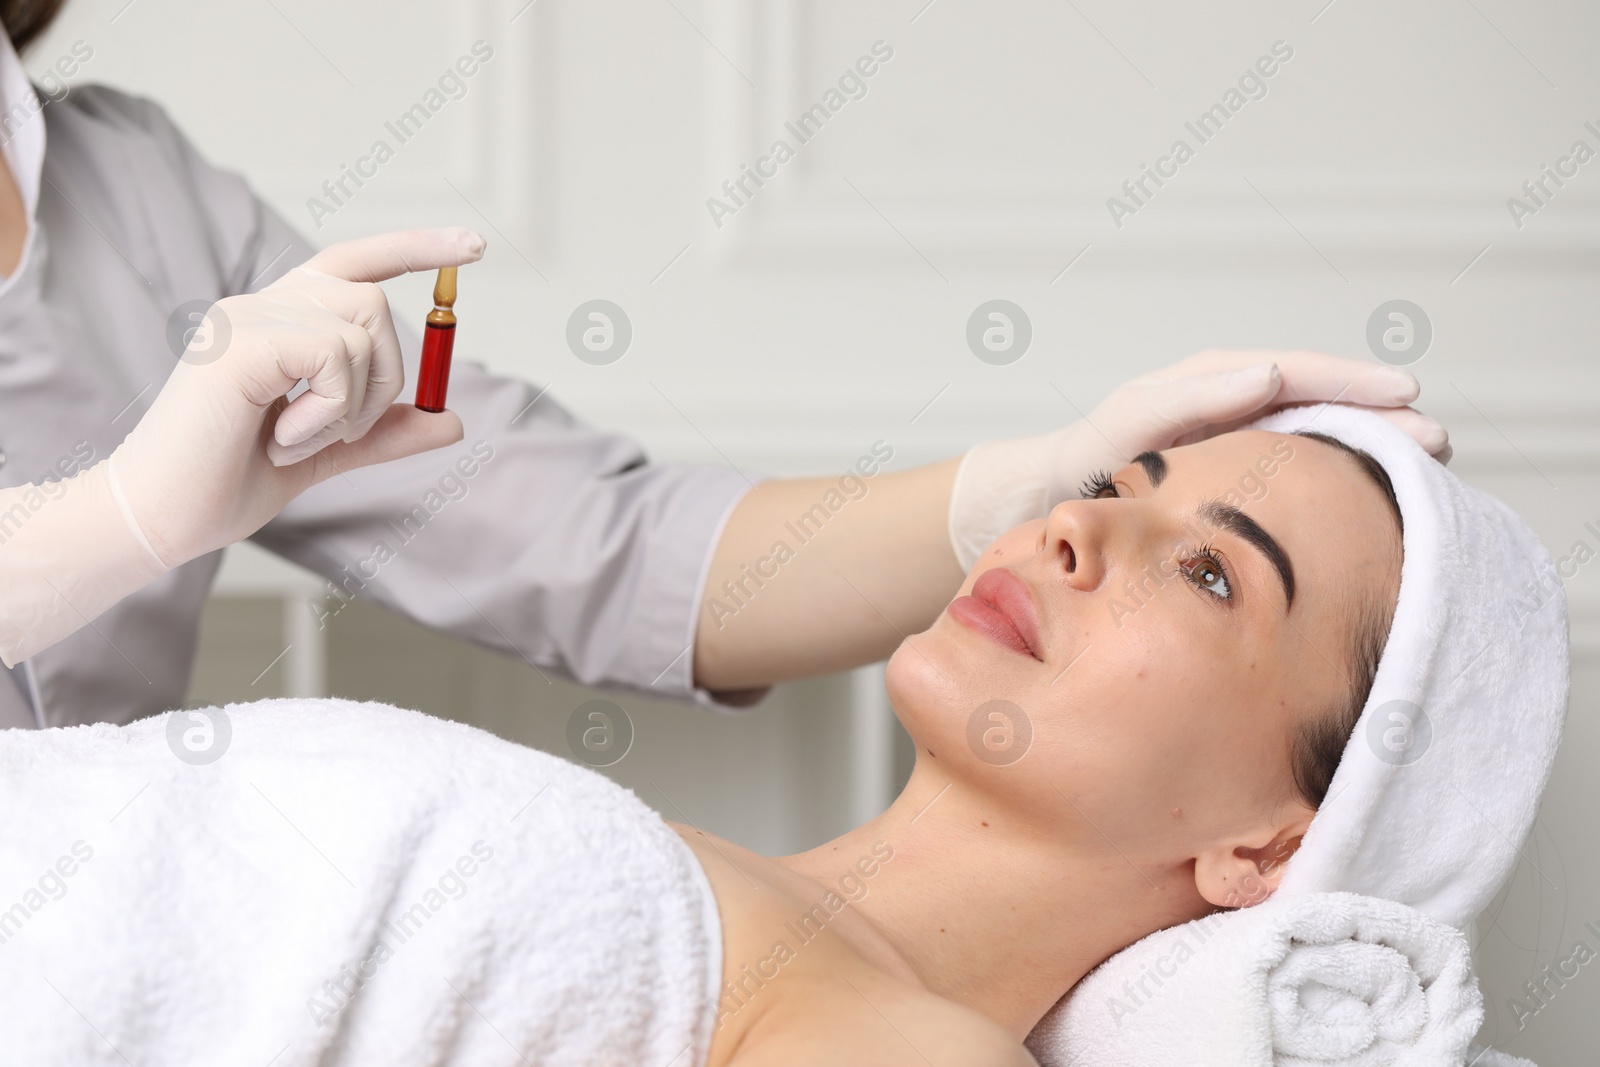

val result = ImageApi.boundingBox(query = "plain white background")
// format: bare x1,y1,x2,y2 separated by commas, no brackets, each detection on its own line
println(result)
28,0,1600,1059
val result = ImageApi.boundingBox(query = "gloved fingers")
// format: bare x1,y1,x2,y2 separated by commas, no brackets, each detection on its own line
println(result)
320,311,390,444
303,404,464,486
332,282,406,443
1133,363,1283,442
269,411,351,468
1269,354,1420,407
294,227,486,285
256,278,403,443
263,229,481,445
1165,349,1419,407
265,326,357,465
1329,403,1450,459
264,292,406,462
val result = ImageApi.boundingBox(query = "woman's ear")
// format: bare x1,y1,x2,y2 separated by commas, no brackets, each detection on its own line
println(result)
1192,805,1315,909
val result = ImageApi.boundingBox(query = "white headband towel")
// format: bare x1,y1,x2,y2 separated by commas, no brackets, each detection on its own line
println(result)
1241,404,1569,929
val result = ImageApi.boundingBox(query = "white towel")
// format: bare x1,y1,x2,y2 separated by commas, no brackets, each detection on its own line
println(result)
1244,406,1569,929
1465,1047,1539,1067
0,698,722,1067
1024,892,1485,1067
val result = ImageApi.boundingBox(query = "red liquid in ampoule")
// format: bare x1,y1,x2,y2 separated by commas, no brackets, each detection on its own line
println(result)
415,321,455,412
414,266,459,412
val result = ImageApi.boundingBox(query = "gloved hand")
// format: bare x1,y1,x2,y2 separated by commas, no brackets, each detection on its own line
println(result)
0,228,485,666
947,349,1449,571
113,227,486,567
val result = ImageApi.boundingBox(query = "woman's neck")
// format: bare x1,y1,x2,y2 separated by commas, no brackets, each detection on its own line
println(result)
776,762,1214,1038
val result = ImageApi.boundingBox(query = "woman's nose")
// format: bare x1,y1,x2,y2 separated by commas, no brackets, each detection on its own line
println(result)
1042,499,1107,591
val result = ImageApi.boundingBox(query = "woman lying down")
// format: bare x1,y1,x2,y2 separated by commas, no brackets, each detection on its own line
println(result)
0,405,1566,1067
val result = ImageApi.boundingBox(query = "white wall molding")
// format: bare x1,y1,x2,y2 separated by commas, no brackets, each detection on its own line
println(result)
700,2,1600,276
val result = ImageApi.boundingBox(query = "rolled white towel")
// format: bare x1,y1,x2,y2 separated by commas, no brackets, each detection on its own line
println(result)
1025,892,1490,1067
1466,1046,1538,1067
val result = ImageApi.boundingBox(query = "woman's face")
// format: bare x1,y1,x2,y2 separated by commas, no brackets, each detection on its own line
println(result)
886,429,1402,905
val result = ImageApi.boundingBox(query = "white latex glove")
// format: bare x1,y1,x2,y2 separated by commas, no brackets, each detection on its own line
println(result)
0,227,486,666
947,349,1449,571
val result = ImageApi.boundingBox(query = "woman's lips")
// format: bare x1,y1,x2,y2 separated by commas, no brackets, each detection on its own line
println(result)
947,568,1043,661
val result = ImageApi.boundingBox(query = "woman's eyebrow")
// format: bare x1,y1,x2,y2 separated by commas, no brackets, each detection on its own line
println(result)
1198,499,1296,608
1132,450,1168,487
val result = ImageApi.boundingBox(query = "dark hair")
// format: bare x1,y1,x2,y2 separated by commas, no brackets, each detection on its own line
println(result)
1288,430,1403,809
2,0,67,52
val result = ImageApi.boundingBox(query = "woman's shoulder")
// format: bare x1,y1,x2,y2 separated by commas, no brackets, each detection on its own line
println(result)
675,827,1037,1067
726,972,1038,1066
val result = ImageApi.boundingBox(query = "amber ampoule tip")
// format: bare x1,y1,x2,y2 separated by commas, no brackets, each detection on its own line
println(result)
433,266,457,309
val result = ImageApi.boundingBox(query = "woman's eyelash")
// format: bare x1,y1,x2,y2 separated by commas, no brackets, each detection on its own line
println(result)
1079,470,1117,499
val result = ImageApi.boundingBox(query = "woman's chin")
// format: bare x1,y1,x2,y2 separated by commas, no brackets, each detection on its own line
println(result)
885,633,952,720
886,622,1006,742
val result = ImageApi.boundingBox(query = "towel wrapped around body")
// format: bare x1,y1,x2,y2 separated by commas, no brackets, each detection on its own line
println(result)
1024,892,1489,1067
0,698,723,1067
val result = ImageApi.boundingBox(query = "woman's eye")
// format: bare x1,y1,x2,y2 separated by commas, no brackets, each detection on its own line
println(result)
1182,552,1231,601
1079,470,1117,499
